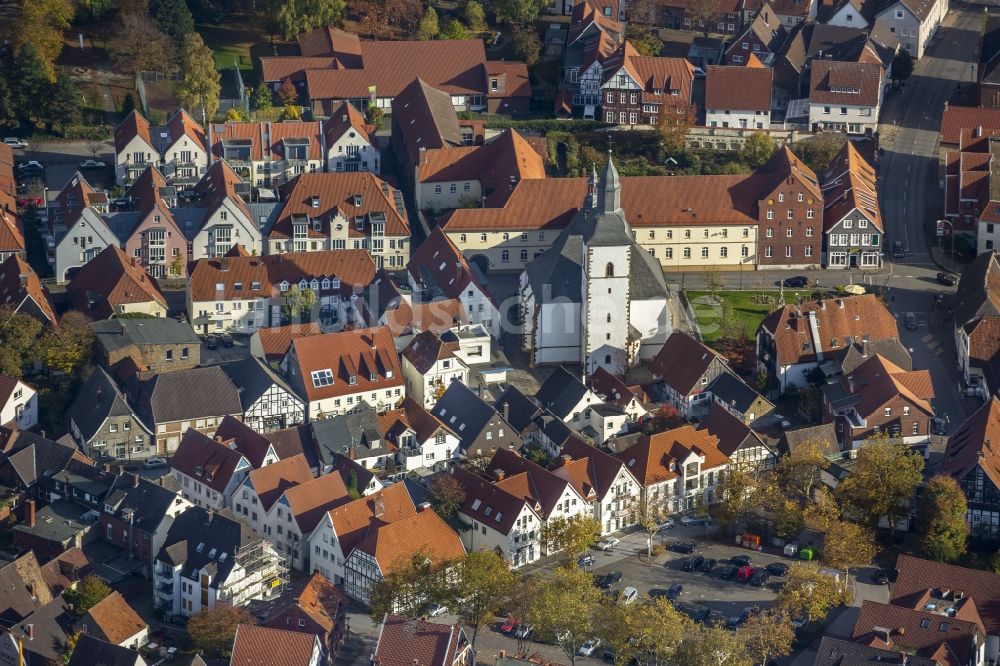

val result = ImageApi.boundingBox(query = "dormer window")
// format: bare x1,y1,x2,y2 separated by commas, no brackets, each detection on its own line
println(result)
279,281,289,292
298,279,307,290
353,194,363,206
251,281,261,290
321,278,331,290
310,279,319,290
369,373,376,381
332,278,340,289
195,465,202,476
349,375,357,385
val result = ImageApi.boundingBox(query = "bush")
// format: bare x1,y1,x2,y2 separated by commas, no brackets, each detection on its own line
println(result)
484,119,610,133
651,544,666,557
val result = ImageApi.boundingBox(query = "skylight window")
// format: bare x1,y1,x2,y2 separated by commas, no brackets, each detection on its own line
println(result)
311,369,334,387
471,499,481,510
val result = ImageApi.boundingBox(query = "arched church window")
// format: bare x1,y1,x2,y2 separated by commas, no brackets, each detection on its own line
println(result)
605,263,614,277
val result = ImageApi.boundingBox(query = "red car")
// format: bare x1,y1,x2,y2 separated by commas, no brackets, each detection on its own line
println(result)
17,197,42,208
501,617,520,634
737,565,756,582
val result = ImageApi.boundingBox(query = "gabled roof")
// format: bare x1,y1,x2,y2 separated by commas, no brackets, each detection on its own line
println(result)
114,110,154,154
698,403,769,458
892,554,1000,635
82,591,146,645
288,327,402,404
327,482,417,556
212,417,277,469
853,599,982,666
2,431,84,488
401,329,461,375
264,424,319,469
0,373,28,408
231,624,319,666
430,380,516,452
955,251,1000,329
943,396,1000,491
170,429,251,493
407,226,495,304
373,614,471,666
589,366,646,410
821,140,883,233
263,571,346,636
705,66,772,112
67,635,146,666
354,507,465,573
156,507,256,585
281,472,350,533
139,366,243,424
555,437,634,501
493,385,543,434
391,78,464,166
940,107,1000,147
191,159,252,227
67,245,166,319
535,367,593,420
449,465,533,535
382,297,469,337
616,425,727,486
104,471,182,532
166,109,206,151
378,396,455,444
650,332,725,396
0,552,53,625
705,372,773,416
254,322,322,364
809,60,883,107
813,636,938,666
9,594,74,664
0,254,56,327
312,402,392,464
216,357,299,413
840,338,912,375
828,353,934,418
758,295,899,367
324,101,372,147
245,453,314,512
92,318,200,353
485,448,580,518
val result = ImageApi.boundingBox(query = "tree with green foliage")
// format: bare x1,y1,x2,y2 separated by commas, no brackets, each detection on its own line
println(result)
773,437,830,504
417,7,440,40
10,45,51,126
777,563,845,624
532,565,600,664
632,493,666,557
346,469,361,499
892,49,914,82
836,437,924,534
464,0,489,32
625,25,662,57
440,18,471,40
39,311,94,376
187,605,252,657
491,0,549,25
253,85,274,112
113,12,174,77
541,515,601,562
0,307,42,378
675,624,750,666
738,612,795,666
61,631,80,665
149,0,195,43
918,474,969,562
366,105,384,131
64,576,111,616
278,0,346,40
739,132,777,168
630,598,689,663
17,0,74,80
512,27,542,66
453,551,516,652
427,474,466,520
40,71,82,134
176,33,221,123
792,132,847,172
369,551,453,619
710,467,758,536
688,0,720,37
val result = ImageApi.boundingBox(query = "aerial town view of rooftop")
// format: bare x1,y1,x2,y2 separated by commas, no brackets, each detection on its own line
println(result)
0,0,999,663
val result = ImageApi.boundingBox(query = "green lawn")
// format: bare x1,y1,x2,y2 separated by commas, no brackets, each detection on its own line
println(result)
685,291,781,343
198,22,263,89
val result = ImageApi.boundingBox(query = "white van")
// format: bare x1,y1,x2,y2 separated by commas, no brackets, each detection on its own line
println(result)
620,586,638,605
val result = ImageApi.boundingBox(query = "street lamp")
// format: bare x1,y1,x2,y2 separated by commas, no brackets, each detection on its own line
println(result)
936,219,955,268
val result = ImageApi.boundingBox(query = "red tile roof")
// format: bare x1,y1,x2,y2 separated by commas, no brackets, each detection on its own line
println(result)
327,482,417,555
943,396,1000,492
705,66,772,112
282,472,350,533
809,60,883,107
378,396,456,444
555,437,633,501
246,454,315,511
382,298,469,337
417,130,546,201
616,425,727,485
355,507,465,573
114,110,153,155
213,416,277,468
374,614,471,666
323,101,372,147
853,599,981,666
486,448,579,518
407,226,494,302
210,120,324,163
166,109,206,152
821,140,883,233
839,354,934,419
0,255,57,327
287,326,403,402
940,107,1000,146
892,554,1000,635
187,250,376,302
170,429,250,493
264,572,346,637
231,624,319,666
650,332,725,396
449,465,531,536
67,245,166,319
255,322,323,364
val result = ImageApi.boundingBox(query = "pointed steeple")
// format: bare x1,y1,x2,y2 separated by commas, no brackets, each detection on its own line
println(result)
585,163,599,211
599,151,621,213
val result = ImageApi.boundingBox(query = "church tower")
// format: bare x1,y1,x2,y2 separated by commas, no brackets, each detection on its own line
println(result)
581,153,633,375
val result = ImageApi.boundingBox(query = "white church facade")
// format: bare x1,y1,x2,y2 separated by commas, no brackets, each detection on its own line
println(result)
518,155,672,374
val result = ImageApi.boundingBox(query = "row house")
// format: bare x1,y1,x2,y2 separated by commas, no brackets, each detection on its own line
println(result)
440,147,823,271
705,65,773,129
533,367,633,445
821,141,884,268
232,454,314,534
0,374,37,431
169,429,259,510
0,145,23,264
186,249,377,334
400,330,470,408
598,44,694,126
407,227,501,338
114,110,208,188
743,0,816,27
119,167,189,279
808,60,884,134
943,397,1000,546
588,366,650,424
378,397,461,473
210,119,324,188
851,599,984,666
268,172,410,270
152,506,286,617
279,326,404,419
67,367,155,462
372,616,472,666
311,405,395,473
0,254,58,328
658,0,745,35
217,357,306,432
260,27,530,115
821,353,936,449
698,403,778,471
873,0,947,59
554,437,642,534
650,331,732,419
954,252,1000,393
67,245,167,319
179,160,261,261
231,625,325,666
616,424,730,513
430,381,521,460
724,5,786,65
47,172,115,283
560,0,622,112
261,572,348,662
944,129,1000,245
757,294,901,391
74,592,148,650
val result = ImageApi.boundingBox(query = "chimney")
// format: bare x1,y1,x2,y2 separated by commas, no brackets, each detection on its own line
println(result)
215,436,223,443
495,469,506,481
24,624,33,641
17,273,26,287
132,474,140,488
977,125,984,138
130,257,137,267
24,500,35,527
502,401,510,423
120,321,127,335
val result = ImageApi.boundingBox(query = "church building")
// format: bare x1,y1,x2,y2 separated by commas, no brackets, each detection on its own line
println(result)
518,154,672,374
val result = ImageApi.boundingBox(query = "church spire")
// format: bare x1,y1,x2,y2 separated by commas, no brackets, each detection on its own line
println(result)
599,150,621,213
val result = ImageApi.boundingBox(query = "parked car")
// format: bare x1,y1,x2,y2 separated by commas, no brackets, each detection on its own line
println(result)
205,335,219,350
680,514,711,526
892,240,905,258
620,587,638,605
675,602,710,623
904,312,917,330
682,555,705,571
765,562,789,576
700,558,717,574
16,160,44,172
726,607,755,630
782,276,808,288
666,584,683,600
220,333,235,347
872,570,889,585
579,639,601,657
595,571,622,589
597,537,620,551
17,197,42,208
144,457,167,469
931,417,947,436
718,565,738,580
750,570,771,587
3,138,28,149
730,555,752,567
658,518,675,531
937,272,959,286
736,565,755,583
79,159,106,169
669,542,696,554
514,625,533,639
648,588,672,599
578,553,596,568
501,617,519,634
428,603,447,617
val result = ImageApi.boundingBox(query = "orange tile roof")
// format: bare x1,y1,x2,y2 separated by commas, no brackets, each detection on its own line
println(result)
67,245,166,319
821,140,883,233
255,322,323,364
407,226,495,303
943,398,1000,492
231,624,319,666
616,425,727,486
247,454,315,511
265,571,346,635
114,110,153,155
167,109,206,151
193,159,252,224
84,591,146,645
287,326,403,402
297,26,364,60
282,472,350,533
323,101,372,146
840,354,934,419
270,172,409,239
705,65,772,112
377,396,455,444
381,298,469,337
355,508,465,574
759,295,899,367
328,482,417,555
0,255,56,327
188,250,376,302
487,448,578,518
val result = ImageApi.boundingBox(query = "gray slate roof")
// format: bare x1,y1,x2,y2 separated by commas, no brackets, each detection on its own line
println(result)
706,372,766,414
67,635,146,666
105,472,184,532
493,385,541,434
66,366,146,442
92,318,200,353
839,339,912,375
215,357,298,412
156,507,255,588
13,501,90,544
9,594,73,664
535,367,591,420
139,366,242,424
3,432,79,487
311,403,389,467
171,207,208,241
106,212,143,244
954,251,1000,329
812,636,937,666
430,381,499,451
